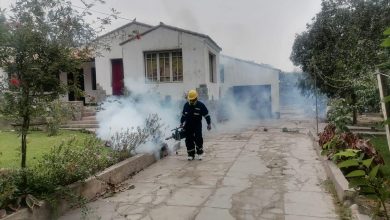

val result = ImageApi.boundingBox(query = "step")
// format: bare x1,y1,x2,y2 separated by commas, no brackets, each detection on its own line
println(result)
60,128,97,133
67,120,99,125
83,109,97,113
61,124,99,129
82,112,96,117
82,116,97,120
347,125,384,132
353,131,386,135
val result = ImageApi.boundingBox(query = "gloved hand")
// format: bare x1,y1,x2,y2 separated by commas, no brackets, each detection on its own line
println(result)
207,124,211,130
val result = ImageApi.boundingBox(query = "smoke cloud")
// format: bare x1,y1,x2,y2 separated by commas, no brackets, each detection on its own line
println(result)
96,78,183,157
95,71,326,158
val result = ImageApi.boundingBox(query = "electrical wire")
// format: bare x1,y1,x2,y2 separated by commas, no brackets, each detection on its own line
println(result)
314,70,354,89
70,4,133,21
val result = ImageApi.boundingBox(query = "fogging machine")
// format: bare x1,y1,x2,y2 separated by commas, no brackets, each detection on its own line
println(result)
165,127,186,141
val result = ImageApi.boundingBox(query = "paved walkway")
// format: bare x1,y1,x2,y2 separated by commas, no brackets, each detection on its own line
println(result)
60,120,338,220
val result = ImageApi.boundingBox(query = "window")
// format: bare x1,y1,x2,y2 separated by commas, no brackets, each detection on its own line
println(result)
91,67,97,90
159,52,170,82
172,51,183,82
219,64,224,83
209,53,216,83
144,50,183,82
145,53,157,81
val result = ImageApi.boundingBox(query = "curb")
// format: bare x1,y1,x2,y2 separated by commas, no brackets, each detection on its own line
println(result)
3,154,156,220
307,129,371,220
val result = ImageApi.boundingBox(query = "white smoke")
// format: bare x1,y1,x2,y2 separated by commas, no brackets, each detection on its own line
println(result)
96,78,182,156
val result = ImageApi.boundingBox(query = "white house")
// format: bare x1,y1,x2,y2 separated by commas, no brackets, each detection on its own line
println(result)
220,55,280,118
68,20,221,103
119,22,221,101
60,20,153,103
57,20,280,117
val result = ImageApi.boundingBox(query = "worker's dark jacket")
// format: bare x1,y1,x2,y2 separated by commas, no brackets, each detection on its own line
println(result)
180,101,211,129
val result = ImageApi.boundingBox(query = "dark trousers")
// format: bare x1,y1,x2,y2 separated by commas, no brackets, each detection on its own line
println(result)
185,126,203,157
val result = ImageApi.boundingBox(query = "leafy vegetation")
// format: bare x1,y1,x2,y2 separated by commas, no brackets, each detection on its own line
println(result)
363,135,390,179
0,0,116,171
0,130,95,168
319,124,390,219
291,0,389,123
327,98,353,132
45,100,73,136
109,114,163,152
0,115,164,217
0,136,115,217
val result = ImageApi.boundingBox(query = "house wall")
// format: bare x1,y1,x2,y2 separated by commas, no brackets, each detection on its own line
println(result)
59,72,68,101
220,55,280,116
0,68,6,81
121,27,220,101
81,61,96,103
95,24,151,96
204,44,220,100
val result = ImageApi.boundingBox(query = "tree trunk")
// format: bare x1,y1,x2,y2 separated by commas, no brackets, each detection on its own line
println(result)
352,93,357,125
21,115,30,168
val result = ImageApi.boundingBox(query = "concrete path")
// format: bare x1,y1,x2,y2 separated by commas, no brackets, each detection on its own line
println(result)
60,121,338,220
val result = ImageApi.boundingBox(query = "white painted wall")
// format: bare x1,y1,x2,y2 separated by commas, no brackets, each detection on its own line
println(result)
81,61,96,103
59,72,68,101
204,44,220,100
121,26,220,101
0,68,7,89
0,68,5,80
220,55,280,115
95,23,151,95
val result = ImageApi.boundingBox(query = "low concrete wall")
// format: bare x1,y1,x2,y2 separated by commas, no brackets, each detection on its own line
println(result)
3,154,156,220
307,129,371,220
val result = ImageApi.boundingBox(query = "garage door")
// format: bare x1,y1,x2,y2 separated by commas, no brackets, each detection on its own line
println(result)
229,85,272,118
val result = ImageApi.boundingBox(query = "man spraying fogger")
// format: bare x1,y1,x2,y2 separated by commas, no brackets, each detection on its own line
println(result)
180,89,211,160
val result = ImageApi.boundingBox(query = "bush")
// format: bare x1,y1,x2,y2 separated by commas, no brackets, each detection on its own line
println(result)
327,98,353,132
108,114,163,154
0,172,17,210
320,124,384,164
319,124,389,219
0,135,117,214
0,115,164,215
26,136,115,195
45,100,73,136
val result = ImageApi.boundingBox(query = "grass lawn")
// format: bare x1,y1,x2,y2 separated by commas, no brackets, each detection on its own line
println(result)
363,134,390,178
0,130,96,169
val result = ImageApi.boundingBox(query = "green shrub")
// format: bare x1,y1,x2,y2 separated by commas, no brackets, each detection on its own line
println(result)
327,98,353,132
26,136,115,195
0,172,17,210
45,100,73,136
0,136,117,215
109,114,163,154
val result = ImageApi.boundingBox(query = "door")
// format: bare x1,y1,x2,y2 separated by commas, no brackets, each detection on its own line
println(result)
111,59,124,96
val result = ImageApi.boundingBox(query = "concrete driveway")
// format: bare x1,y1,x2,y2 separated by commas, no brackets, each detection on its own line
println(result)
60,120,338,220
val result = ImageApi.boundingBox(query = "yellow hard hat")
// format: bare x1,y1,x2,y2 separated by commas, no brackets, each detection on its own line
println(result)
187,89,198,101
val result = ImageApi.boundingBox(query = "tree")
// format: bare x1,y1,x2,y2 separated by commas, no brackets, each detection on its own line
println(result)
0,0,114,171
291,0,390,123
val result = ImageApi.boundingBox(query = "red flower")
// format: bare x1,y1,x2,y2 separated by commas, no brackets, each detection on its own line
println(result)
10,77,20,87
136,34,141,40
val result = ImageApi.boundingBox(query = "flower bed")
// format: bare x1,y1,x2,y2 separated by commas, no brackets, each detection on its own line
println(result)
319,124,389,219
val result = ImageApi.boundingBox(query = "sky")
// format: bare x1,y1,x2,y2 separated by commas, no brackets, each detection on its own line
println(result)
0,0,323,72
